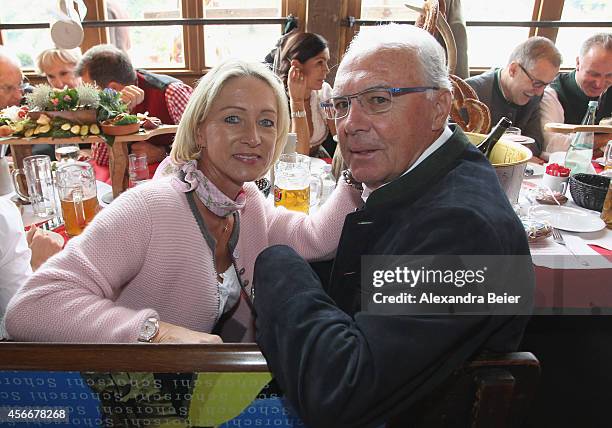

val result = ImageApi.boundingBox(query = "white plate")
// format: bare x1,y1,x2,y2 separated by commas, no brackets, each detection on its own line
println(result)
96,180,113,207
526,162,545,177
504,134,536,146
529,205,606,233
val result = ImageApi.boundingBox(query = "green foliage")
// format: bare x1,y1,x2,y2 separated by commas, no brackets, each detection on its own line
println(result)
113,114,139,125
97,88,128,122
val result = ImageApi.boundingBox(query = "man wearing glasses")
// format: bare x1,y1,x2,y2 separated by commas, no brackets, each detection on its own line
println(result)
540,33,612,160
0,47,26,111
0,48,53,157
253,24,533,428
465,37,561,158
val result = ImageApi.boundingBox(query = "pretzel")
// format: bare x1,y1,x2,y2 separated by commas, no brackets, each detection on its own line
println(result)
463,99,491,134
449,74,491,134
449,74,477,100
415,0,440,35
407,1,455,73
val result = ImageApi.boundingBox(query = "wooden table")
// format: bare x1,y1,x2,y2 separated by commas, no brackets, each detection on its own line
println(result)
5,125,178,198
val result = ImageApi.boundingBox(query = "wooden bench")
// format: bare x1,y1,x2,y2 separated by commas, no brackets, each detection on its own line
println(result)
0,343,539,427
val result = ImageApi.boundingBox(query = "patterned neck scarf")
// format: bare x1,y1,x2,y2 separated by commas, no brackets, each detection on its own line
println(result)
171,160,246,217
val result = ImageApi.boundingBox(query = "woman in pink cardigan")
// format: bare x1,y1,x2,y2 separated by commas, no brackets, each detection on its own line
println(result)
5,60,361,344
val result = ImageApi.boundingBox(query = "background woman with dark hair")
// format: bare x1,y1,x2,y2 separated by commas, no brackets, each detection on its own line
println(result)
273,31,336,157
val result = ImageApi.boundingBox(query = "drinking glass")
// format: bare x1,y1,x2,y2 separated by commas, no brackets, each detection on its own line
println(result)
56,161,98,237
273,153,321,214
129,153,149,187
603,140,612,171
504,127,522,136
55,143,80,163
11,155,58,217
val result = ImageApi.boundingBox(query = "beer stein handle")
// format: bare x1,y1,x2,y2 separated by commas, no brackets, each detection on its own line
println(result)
11,168,29,201
309,175,323,208
73,187,87,229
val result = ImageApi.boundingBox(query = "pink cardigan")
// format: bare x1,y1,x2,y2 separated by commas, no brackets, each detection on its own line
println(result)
5,178,361,343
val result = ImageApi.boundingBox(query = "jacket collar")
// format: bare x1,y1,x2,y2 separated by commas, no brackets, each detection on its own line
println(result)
365,125,470,210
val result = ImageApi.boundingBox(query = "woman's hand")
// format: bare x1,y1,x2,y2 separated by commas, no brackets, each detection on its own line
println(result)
287,60,308,103
26,226,63,271
153,321,223,344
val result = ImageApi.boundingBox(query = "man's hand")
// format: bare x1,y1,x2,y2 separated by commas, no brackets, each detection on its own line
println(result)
26,226,63,271
131,142,167,164
153,321,223,344
120,85,145,110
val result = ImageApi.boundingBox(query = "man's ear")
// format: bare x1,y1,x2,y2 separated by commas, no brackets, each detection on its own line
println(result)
508,62,519,78
431,89,452,131
575,56,581,71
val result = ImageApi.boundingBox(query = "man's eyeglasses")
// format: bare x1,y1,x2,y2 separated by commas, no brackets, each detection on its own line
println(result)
0,82,27,95
517,63,551,89
321,86,439,120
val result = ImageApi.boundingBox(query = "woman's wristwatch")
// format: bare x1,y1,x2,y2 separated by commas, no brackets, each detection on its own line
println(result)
342,170,364,191
137,317,160,343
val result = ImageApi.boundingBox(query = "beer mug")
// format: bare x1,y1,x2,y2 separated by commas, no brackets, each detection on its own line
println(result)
603,140,612,171
274,153,321,214
11,155,58,217
56,161,98,236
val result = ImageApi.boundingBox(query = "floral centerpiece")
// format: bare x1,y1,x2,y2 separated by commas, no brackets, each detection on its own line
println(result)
1,84,138,141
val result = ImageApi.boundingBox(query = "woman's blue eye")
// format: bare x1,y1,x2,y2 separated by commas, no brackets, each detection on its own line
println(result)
225,115,240,124
259,118,275,127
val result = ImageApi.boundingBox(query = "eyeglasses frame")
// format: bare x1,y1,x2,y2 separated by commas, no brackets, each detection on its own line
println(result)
320,85,440,120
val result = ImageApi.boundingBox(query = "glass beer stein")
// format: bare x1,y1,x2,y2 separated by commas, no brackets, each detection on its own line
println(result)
11,155,58,217
274,153,321,214
56,161,98,236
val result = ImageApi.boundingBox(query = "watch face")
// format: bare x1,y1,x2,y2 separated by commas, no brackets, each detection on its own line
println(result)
143,321,156,337
139,318,158,342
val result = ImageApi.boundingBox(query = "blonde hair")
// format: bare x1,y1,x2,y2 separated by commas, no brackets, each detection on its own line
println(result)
171,59,290,173
36,48,82,75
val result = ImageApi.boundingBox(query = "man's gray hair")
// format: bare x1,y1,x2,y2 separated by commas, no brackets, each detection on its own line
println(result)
580,33,612,58
508,36,562,70
342,23,451,92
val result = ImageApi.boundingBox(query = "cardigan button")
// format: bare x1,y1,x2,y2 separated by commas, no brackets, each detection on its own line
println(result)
238,267,246,275
243,280,250,286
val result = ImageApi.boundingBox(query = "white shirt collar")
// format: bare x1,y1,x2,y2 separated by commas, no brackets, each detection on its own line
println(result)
361,126,453,202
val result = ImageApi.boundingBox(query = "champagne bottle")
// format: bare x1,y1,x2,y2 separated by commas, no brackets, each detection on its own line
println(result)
481,117,512,159
564,100,598,175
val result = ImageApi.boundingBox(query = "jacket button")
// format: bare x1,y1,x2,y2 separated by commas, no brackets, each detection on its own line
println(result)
243,280,250,286
238,268,246,275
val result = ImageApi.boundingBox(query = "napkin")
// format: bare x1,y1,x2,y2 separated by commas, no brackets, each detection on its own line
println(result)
530,234,612,270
